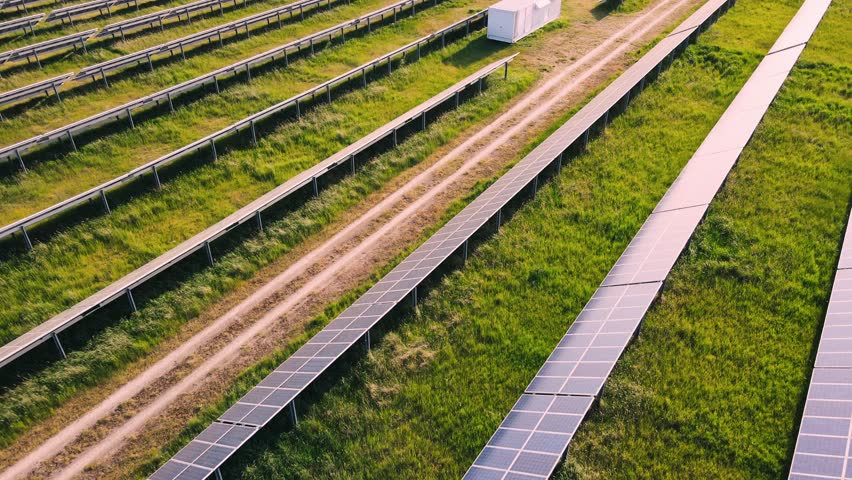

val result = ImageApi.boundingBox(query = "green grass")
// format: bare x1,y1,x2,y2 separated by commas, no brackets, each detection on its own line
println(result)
0,40,536,449
0,0,475,146
0,2,519,345
0,0,498,226
129,0,851,478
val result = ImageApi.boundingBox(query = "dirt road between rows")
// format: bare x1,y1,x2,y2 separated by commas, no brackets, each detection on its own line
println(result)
0,0,703,477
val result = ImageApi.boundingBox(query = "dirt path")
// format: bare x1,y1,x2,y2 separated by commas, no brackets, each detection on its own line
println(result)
0,0,702,477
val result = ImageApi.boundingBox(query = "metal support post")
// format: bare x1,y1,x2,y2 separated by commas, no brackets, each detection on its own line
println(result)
312,177,319,196
127,109,134,128
495,209,502,230
16,150,27,172
152,166,162,190
421,111,426,130
250,121,257,145
204,241,214,266
255,211,263,232
68,131,77,151
350,154,356,173
53,333,67,359
363,330,371,351
21,226,33,250
411,286,418,307
210,139,218,160
100,190,111,214
288,401,298,425
127,288,137,312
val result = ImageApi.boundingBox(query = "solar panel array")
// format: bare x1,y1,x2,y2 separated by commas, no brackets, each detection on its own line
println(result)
469,0,832,477
96,0,246,39
0,7,483,251
143,56,516,480
0,27,94,66
72,0,341,84
0,12,43,36
0,45,511,377
151,1,734,478
0,0,455,168
0,71,71,117
45,0,142,24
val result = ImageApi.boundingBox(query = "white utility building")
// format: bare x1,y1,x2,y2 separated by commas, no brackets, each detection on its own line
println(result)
486,0,561,44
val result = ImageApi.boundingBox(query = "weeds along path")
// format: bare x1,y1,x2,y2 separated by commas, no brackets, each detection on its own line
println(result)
0,0,701,478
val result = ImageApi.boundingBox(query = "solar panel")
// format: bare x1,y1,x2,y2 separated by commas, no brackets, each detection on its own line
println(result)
96,0,243,40
465,395,594,480
0,8,487,248
814,269,852,368
0,0,459,167
600,206,707,287
45,0,140,24
466,0,830,476
145,55,515,480
0,13,43,36
73,0,339,83
0,71,71,113
0,49,513,378
0,28,95,67
525,282,661,397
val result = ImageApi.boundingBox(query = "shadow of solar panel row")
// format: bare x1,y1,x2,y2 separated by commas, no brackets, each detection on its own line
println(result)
0,6,480,253
0,0,451,167
72,0,340,84
0,71,70,114
45,0,141,24
96,0,246,39
0,12,42,36
145,55,515,480
0,36,507,379
0,27,94,66
467,0,836,476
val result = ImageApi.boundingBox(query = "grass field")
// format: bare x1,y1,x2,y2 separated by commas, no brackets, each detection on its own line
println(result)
0,0,511,346
129,0,851,478
0,31,536,449
0,0,496,222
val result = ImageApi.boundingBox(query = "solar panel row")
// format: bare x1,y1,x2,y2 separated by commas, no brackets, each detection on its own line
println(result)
0,71,71,118
470,1,831,478
0,27,94,66
150,2,734,479
45,0,142,24
146,55,517,480
96,0,246,40
0,7,483,252
71,0,342,83
0,35,509,379
0,12,42,36
0,0,53,14
0,0,454,168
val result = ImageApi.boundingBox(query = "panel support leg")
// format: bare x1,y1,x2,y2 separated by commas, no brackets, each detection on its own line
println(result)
204,241,214,266
463,240,468,263
255,211,263,232
127,288,137,312
152,165,162,190
16,150,26,173
363,330,371,351
411,287,418,307
215,469,223,480
495,209,502,231
288,401,298,425
52,333,67,359
100,190,111,214
21,226,33,251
